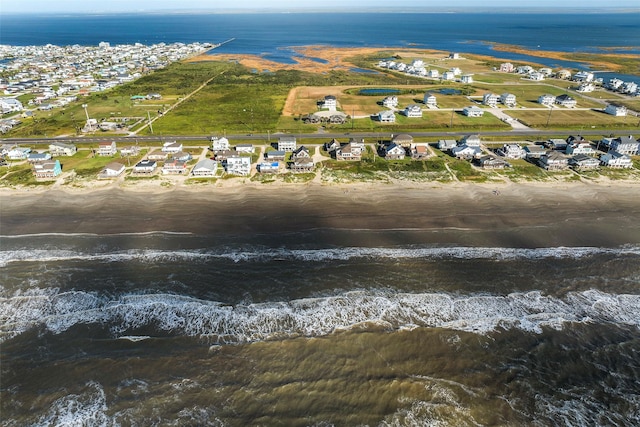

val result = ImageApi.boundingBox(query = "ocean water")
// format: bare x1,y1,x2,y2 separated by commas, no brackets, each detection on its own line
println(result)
2,192,640,426
1,12,639,82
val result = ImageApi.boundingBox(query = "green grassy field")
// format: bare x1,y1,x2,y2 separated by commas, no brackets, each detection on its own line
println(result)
4,52,639,139
508,108,638,129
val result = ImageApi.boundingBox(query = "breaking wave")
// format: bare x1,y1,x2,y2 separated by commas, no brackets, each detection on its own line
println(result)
2,288,638,342
2,244,640,267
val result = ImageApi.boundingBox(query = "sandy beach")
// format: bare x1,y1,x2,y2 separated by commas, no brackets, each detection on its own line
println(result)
2,180,639,247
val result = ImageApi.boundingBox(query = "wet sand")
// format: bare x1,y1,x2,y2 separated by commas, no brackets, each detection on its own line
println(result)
2,181,639,247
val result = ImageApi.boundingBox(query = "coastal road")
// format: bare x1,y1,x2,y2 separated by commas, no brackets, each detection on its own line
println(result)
3,128,639,146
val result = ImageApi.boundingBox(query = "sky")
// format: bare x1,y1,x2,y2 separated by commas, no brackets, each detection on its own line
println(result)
2,0,638,14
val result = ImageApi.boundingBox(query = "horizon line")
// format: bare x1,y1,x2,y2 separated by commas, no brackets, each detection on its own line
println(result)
3,7,640,15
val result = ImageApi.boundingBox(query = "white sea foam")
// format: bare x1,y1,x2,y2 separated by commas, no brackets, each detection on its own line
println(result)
32,382,110,427
2,288,639,343
2,245,640,267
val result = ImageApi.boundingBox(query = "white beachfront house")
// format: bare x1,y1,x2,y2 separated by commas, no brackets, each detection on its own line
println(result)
49,142,77,156
538,94,556,106
235,144,255,154
403,104,423,118
529,72,545,81
133,159,157,174
211,136,230,151
577,83,595,93
97,141,117,156
605,105,627,117
225,156,251,176
378,110,396,123
441,71,455,81
0,98,23,113
424,93,437,108
382,96,398,108
191,159,218,177
100,162,125,177
500,93,517,107
609,135,639,155
320,95,337,111
573,71,594,82
600,151,633,168
427,69,440,78
462,106,484,117
460,74,474,84
566,142,595,156
498,143,526,159
277,136,297,152
482,93,499,107
460,134,481,147
161,141,183,153
555,94,577,108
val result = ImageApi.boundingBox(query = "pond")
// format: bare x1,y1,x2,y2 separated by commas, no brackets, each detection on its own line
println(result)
438,88,462,95
359,88,401,96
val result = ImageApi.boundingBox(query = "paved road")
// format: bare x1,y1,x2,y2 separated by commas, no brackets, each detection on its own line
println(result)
3,127,639,146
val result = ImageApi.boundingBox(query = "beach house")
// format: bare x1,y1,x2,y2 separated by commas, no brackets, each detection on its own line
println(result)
451,145,482,160
162,159,188,175
605,105,627,117
483,93,499,107
211,136,230,152
462,106,484,117
320,95,337,111
566,141,595,156
383,143,406,160
403,104,423,118
437,139,457,150
411,145,430,160
97,141,117,156
133,159,157,174
555,94,577,108
27,152,52,163
539,151,569,170
569,154,600,170
476,155,508,169
336,143,362,161
161,141,183,153
500,93,517,107
377,110,396,123
499,63,514,73
498,143,526,159
461,74,474,84
191,159,218,177
382,96,398,108
424,93,437,108
600,151,633,168
460,134,481,147
609,135,639,155
235,144,255,154
290,146,314,172
225,156,252,176
32,160,62,179
7,147,31,160
538,94,556,106
441,71,455,81
99,162,125,178
49,142,77,156
258,162,279,173
278,136,297,152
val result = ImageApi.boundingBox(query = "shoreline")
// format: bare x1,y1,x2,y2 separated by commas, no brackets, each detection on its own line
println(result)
3,180,640,248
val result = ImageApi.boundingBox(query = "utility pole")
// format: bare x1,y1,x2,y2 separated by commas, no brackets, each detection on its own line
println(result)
147,111,153,134
546,106,553,127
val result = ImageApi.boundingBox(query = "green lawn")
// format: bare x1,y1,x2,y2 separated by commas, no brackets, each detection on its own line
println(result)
507,108,637,129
